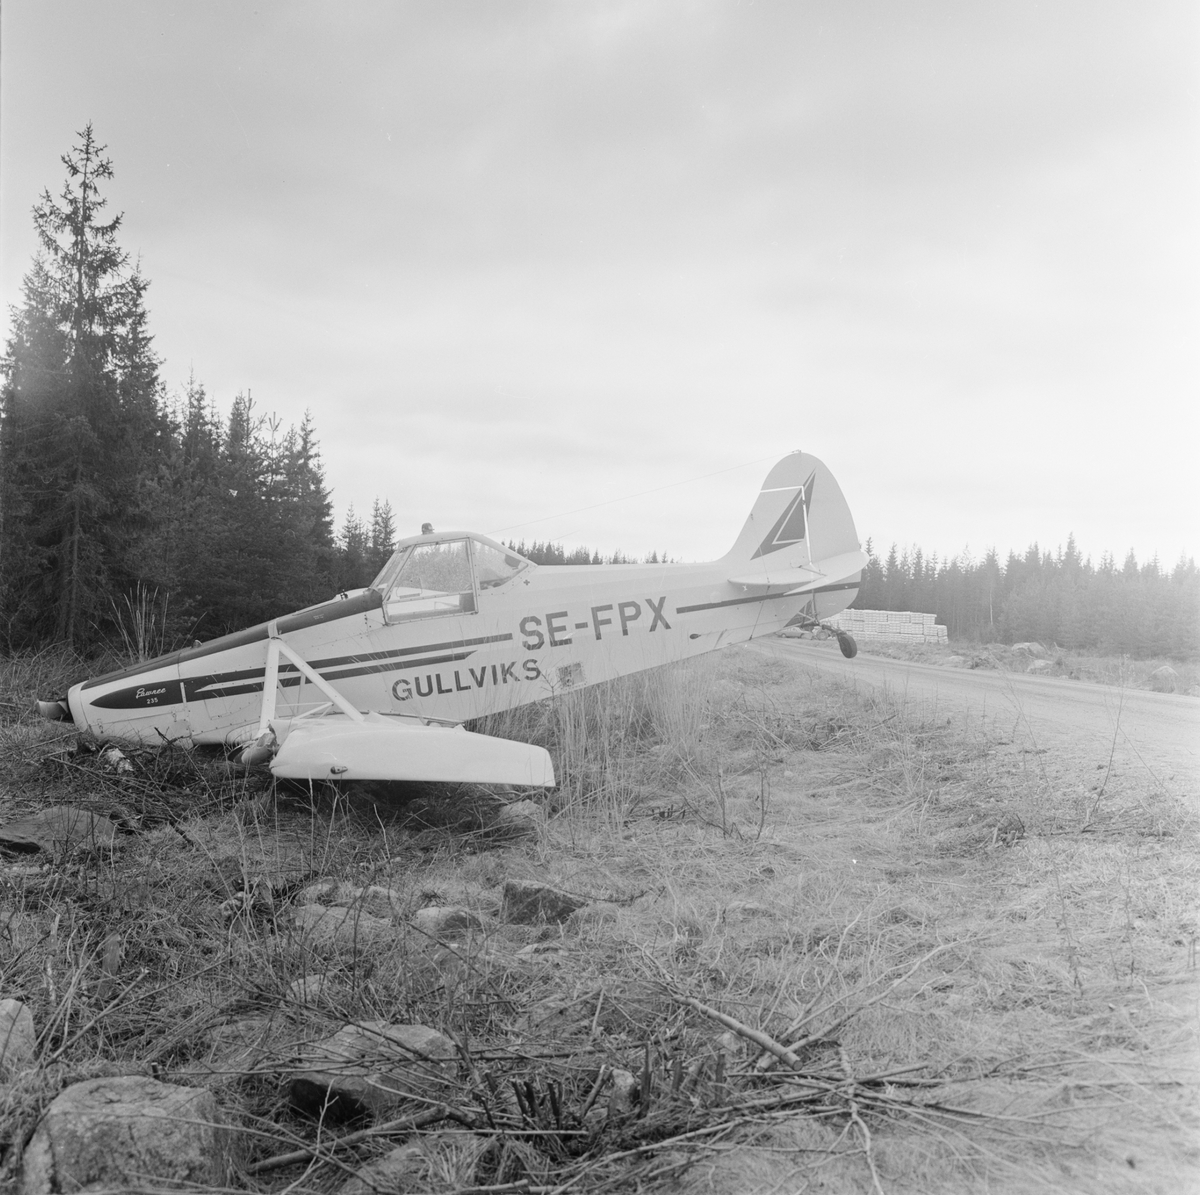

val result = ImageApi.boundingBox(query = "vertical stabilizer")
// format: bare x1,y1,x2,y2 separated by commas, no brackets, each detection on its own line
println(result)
723,452,861,572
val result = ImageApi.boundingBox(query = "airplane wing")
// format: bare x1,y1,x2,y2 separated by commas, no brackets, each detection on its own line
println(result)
269,712,555,786
728,549,868,593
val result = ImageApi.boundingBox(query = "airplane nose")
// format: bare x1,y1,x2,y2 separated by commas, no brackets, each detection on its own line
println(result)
37,699,72,722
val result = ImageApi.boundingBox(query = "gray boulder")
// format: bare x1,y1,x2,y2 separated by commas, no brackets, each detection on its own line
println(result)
493,799,544,832
289,1021,459,1120
1027,660,1053,674
339,1143,424,1194
296,879,338,905
411,905,483,940
287,973,329,1005
292,904,396,949
339,1133,488,1194
206,1016,280,1073
0,998,36,1077
1150,665,1178,693
336,884,405,920
501,880,587,924
0,993,35,1079
0,807,118,855
1012,642,1047,658
295,882,404,919
608,1068,638,1116
21,1076,231,1194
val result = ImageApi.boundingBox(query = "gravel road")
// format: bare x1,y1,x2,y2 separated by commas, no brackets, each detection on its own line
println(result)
750,637,1200,795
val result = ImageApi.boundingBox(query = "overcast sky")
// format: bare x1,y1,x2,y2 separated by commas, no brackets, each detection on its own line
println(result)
2,2,1196,567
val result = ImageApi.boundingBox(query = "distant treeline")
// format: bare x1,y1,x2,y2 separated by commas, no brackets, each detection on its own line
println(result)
504,541,671,567
855,540,1198,659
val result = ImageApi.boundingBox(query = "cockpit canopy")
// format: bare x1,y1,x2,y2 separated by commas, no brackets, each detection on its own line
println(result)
370,533,532,623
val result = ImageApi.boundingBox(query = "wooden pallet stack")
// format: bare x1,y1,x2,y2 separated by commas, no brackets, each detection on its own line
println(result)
826,609,948,644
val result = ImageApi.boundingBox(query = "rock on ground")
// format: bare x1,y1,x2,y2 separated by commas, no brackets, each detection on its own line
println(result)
339,1133,489,1195
723,900,774,921
411,905,483,940
292,903,396,949
493,799,544,831
608,1068,638,1116
21,1076,231,1194
1027,660,1054,674
296,882,404,919
336,884,405,919
205,1016,282,1075
289,1021,459,1120
0,998,36,1077
287,973,329,1004
501,880,587,924
297,879,338,905
1012,642,1048,658
1150,665,1178,693
0,807,118,855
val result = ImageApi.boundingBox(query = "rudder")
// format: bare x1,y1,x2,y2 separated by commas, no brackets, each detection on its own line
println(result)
722,452,861,569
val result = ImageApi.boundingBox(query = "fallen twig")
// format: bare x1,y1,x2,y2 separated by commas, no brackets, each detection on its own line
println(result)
245,1104,475,1175
664,989,809,1075
757,941,957,1069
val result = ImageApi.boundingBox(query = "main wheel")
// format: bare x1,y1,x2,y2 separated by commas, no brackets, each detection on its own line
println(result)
837,632,858,659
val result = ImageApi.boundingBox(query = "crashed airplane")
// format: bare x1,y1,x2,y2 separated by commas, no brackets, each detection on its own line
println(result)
38,451,865,787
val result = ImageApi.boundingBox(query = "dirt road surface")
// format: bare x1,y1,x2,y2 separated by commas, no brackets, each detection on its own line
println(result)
751,637,1200,797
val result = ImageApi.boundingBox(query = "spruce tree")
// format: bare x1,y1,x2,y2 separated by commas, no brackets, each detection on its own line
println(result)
367,498,396,579
0,125,165,647
338,505,370,590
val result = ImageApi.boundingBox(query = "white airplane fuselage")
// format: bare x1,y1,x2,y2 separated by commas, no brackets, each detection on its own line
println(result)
68,553,858,747
53,451,867,777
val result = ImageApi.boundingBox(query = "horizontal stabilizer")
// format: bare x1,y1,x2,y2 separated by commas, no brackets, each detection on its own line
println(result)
728,550,869,593
270,713,555,786
727,565,822,592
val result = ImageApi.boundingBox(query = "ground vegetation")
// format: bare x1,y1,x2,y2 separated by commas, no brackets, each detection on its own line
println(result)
0,644,1194,1193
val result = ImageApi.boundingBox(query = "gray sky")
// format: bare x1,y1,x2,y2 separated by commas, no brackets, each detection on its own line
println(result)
2,1,1196,566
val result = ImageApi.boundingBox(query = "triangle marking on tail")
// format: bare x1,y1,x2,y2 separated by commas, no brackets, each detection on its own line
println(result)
751,471,816,559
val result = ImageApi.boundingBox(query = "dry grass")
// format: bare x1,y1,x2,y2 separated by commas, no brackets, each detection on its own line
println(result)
0,646,1196,1194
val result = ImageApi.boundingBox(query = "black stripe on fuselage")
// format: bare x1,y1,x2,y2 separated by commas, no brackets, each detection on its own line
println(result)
84,621,512,705
675,580,859,615
184,651,477,702
676,591,803,614
181,641,503,702
304,633,512,672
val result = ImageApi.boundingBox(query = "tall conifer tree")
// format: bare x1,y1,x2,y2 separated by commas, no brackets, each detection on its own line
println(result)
0,125,165,646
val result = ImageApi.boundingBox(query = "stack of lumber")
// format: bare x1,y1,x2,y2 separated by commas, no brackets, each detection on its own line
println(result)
827,609,948,644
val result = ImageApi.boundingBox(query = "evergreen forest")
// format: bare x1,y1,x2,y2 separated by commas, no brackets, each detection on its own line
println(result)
854,540,1197,660
1,129,1195,661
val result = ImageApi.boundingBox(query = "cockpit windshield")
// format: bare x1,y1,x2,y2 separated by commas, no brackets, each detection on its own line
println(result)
472,541,529,589
370,536,531,623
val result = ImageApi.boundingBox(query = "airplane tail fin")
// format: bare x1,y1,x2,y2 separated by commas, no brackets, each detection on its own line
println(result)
723,451,861,571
